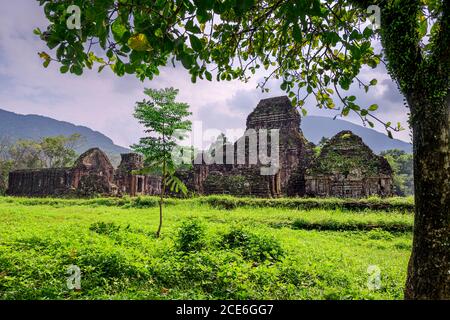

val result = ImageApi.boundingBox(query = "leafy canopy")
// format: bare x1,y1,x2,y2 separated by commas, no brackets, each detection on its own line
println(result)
5,134,82,169
131,87,192,194
36,0,446,135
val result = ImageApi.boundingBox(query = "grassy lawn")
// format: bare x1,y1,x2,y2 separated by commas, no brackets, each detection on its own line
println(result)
0,196,413,300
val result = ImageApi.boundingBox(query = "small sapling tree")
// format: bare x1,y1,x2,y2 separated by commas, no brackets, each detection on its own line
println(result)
132,87,192,238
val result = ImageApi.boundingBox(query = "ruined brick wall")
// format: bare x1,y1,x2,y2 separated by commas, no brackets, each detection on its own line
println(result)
7,168,73,196
305,131,393,197
70,148,117,196
7,148,119,197
6,148,162,197
187,98,392,199
115,153,161,196
115,153,143,196
6,98,393,199
246,96,310,195
190,96,311,197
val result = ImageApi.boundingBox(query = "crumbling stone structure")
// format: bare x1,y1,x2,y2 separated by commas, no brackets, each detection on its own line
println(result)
7,96,393,199
185,96,392,198
305,131,393,197
7,148,161,197
114,153,161,196
186,96,313,197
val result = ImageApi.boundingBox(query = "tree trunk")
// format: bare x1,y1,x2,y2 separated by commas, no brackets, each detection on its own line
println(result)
156,197,163,238
405,93,450,299
156,163,167,238
156,179,165,238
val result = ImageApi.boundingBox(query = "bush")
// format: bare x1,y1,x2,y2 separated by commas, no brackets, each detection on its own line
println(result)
220,229,251,249
176,219,207,253
366,228,394,240
220,228,284,262
89,222,121,235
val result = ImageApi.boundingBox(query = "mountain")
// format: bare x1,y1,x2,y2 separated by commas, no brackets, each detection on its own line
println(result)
301,115,412,154
0,108,131,166
0,109,412,167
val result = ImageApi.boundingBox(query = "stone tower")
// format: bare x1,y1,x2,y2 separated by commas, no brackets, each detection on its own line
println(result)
189,96,313,197
245,96,312,195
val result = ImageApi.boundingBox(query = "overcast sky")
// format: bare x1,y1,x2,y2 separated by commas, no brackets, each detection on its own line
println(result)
0,0,411,149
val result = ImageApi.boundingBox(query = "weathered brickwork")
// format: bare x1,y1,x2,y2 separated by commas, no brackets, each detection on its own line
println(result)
185,96,393,198
7,148,161,197
7,96,393,198
305,131,393,197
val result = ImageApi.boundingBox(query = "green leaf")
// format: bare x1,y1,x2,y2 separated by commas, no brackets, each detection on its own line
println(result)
342,107,350,116
70,65,83,75
368,104,378,111
237,0,254,12
363,27,373,39
205,70,212,81
339,77,351,90
60,65,69,73
349,103,360,111
301,108,307,116
196,9,211,24
180,53,194,69
292,24,302,43
128,33,152,52
185,20,201,34
154,28,164,38
349,30,361,41
418,17,427,38
189,34,203,52
111,20,127,42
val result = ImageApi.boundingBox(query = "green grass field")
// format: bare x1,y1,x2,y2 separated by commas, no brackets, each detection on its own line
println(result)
0,196,414,300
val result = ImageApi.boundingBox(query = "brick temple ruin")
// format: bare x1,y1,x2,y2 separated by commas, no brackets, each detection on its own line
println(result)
180,96,393,198
7,96,393,198
7,148,160,197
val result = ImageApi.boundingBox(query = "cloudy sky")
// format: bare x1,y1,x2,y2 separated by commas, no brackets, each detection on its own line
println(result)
0,0,411,150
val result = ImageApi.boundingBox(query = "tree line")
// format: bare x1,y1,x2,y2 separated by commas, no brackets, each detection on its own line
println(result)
0,134,82,194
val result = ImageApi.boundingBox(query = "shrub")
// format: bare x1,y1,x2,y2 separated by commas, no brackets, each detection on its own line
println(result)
242,234,284,263
220,228,284,262
89,222,121,235
176,219,207,253
366,228,394,240
220,229,251,249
